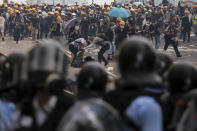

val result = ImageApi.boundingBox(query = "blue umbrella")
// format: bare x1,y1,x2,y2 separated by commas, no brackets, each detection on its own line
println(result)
108,7,131,18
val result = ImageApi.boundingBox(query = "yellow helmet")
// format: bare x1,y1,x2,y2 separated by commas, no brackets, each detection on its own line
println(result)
78,6,81,9
104,12,108,15
120,21,125,25
54,11,59,14
117,17,122,22
117,5,120,7
14,5,18,8
72,7,75,10
32,8,36,11
15,10,19,13
107,7,110,11
20,7,24,10
90,10,94,13
56,16,62,21
110,6,113,9
185,10,190,14
164,6,167,9
81,12,85,15
102,7,105,10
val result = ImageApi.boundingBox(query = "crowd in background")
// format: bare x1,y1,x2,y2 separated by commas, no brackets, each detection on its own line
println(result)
0,1,196,131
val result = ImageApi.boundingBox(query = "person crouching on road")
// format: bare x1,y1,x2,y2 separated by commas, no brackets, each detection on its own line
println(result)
14,22,21,44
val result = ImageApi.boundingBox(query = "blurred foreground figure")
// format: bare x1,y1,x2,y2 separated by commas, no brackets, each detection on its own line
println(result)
0,53,27,131
58,62,128,131
57,99,128,131
162,63,197,131
76,62,108,99
105,36,163,131
8,40,74,131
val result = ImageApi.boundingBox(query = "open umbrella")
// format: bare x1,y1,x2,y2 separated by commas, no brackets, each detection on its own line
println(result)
64,18,80,35
108,7,131,18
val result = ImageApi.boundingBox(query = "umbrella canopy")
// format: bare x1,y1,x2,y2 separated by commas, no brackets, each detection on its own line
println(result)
64,18,80,35
108,7,131,18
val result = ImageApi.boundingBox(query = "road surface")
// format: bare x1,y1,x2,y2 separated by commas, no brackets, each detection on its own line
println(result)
0,36,197,79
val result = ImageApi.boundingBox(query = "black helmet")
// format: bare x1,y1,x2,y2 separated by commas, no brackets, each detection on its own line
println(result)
27,40,70,90
57,99,127,131
27,40,69,76
2,53,26,88
118,36,156,75
156,53,173,76
77,62,108,98
166,63,197,94
117,36,162,87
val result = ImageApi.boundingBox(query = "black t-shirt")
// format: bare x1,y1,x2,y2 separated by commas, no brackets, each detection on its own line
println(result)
154,23,161,36
31,17,39,28
115,26,128,43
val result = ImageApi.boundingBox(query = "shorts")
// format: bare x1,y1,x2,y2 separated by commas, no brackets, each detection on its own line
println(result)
0,26,4,33
32,28,38,34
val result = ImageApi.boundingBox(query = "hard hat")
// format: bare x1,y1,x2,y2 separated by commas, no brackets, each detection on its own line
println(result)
104,12,108,15
56,16,62,21
164,6,167,9
166,63,197,94
118,36,162,87
107,7,110,11
117,17,122,22
54,11,59,14
15,10,19,13
77,62,108,92
90,10,94,13
57,99,125,131
185,10,190,14
120,21,125,25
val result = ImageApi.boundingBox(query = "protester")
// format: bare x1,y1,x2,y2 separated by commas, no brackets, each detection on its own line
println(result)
0,13,5,41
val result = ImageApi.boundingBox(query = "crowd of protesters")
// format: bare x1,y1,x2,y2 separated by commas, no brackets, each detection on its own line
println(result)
0,2,196,57
0,1,196,131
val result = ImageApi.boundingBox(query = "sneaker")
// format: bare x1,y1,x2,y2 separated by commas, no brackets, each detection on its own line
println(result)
177,54,182,58
104,61,108,66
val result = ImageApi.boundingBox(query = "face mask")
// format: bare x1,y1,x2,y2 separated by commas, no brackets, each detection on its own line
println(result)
75,26,79,30
120,25,124,28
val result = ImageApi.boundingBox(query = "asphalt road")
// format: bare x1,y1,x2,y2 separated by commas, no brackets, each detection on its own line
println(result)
0,34,197,79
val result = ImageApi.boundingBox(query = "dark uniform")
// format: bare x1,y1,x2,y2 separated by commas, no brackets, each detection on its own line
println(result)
164,23,182,57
